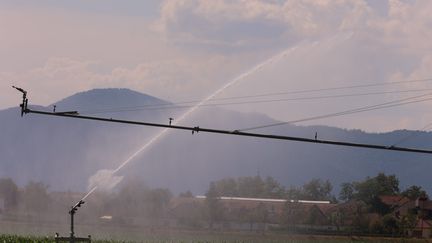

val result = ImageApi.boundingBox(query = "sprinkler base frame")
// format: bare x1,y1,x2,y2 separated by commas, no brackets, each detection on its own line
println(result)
54,235,91,243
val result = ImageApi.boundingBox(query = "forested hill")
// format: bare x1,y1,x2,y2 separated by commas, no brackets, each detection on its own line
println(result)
1,88,432,194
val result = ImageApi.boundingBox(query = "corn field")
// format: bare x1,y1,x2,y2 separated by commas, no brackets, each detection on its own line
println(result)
0,234,428,243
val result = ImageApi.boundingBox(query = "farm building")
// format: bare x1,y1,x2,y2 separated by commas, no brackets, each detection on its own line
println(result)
168,196,335,231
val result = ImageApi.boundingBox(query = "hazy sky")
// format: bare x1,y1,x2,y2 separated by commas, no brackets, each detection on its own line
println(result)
1,0,432,132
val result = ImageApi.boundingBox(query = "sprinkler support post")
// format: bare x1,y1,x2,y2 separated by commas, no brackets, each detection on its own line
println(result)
69,200,84,239
12,85,28,116
12,87,91,242
54,200,91,243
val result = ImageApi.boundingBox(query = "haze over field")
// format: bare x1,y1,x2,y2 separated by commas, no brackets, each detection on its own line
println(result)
1,88,432,196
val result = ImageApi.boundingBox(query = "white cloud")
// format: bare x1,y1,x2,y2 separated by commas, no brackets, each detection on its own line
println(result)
367,0,432,51
156,0,374,51
1,55,251,108
3,0,432,132
409,55,432,80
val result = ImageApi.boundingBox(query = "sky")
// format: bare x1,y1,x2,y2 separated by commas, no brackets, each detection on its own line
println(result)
1,0,432,132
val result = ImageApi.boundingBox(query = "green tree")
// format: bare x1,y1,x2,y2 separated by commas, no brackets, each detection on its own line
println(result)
341,173,400,214
113,178,173,221
214,178,238,197
23,181,50,213
302,178,334,201
401,185,428,200
339,182,354,202
237,176,265,198
375,173,399,194
179,190,193,198
285,186,302,200
212,176,286,199
114,178,150,217
147,188,172,219
0,178,18,209
263,176,285,198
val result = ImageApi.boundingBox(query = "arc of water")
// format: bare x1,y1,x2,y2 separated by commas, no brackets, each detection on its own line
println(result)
81,47,297,200
113,47,298,174
82,32,354,201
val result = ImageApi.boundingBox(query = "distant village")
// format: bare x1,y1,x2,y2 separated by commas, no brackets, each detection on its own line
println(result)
1,173,431,238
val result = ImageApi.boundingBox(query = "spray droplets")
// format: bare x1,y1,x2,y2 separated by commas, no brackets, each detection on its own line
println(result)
87,169,123,192
83,42,300,199
83,37,308,199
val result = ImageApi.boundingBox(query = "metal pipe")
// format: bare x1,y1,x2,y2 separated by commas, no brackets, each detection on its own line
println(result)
25,108,432,155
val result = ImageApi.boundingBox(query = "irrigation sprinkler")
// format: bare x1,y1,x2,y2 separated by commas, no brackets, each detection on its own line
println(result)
12,85,28,117
12,86,432,154
11,86,432,206
11,86,91,242
55,200,91,243
11,86,432,241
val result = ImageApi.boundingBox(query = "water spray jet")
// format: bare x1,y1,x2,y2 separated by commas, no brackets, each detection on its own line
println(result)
12,33,359,204
84,43,303,199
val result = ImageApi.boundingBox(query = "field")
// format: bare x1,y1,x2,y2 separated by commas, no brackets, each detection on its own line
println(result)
0,221,429,243
1,234,431,243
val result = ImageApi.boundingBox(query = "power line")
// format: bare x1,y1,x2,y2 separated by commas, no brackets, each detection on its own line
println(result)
238,93,432,132
79,88,432,115
77,77,432,114
266,77,432,95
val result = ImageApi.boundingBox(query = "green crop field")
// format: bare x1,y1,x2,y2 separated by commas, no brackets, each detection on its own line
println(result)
0,234,428,243
0,235,123,243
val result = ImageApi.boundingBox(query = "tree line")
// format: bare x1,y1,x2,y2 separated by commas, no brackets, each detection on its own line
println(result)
204,175,335,202
1,173,427,214
203,173,429,234
0,178,50,213
204,173,428,204
0,173,428,233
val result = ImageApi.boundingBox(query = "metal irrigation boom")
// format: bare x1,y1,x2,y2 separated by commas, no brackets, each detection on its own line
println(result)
13,86,432,155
